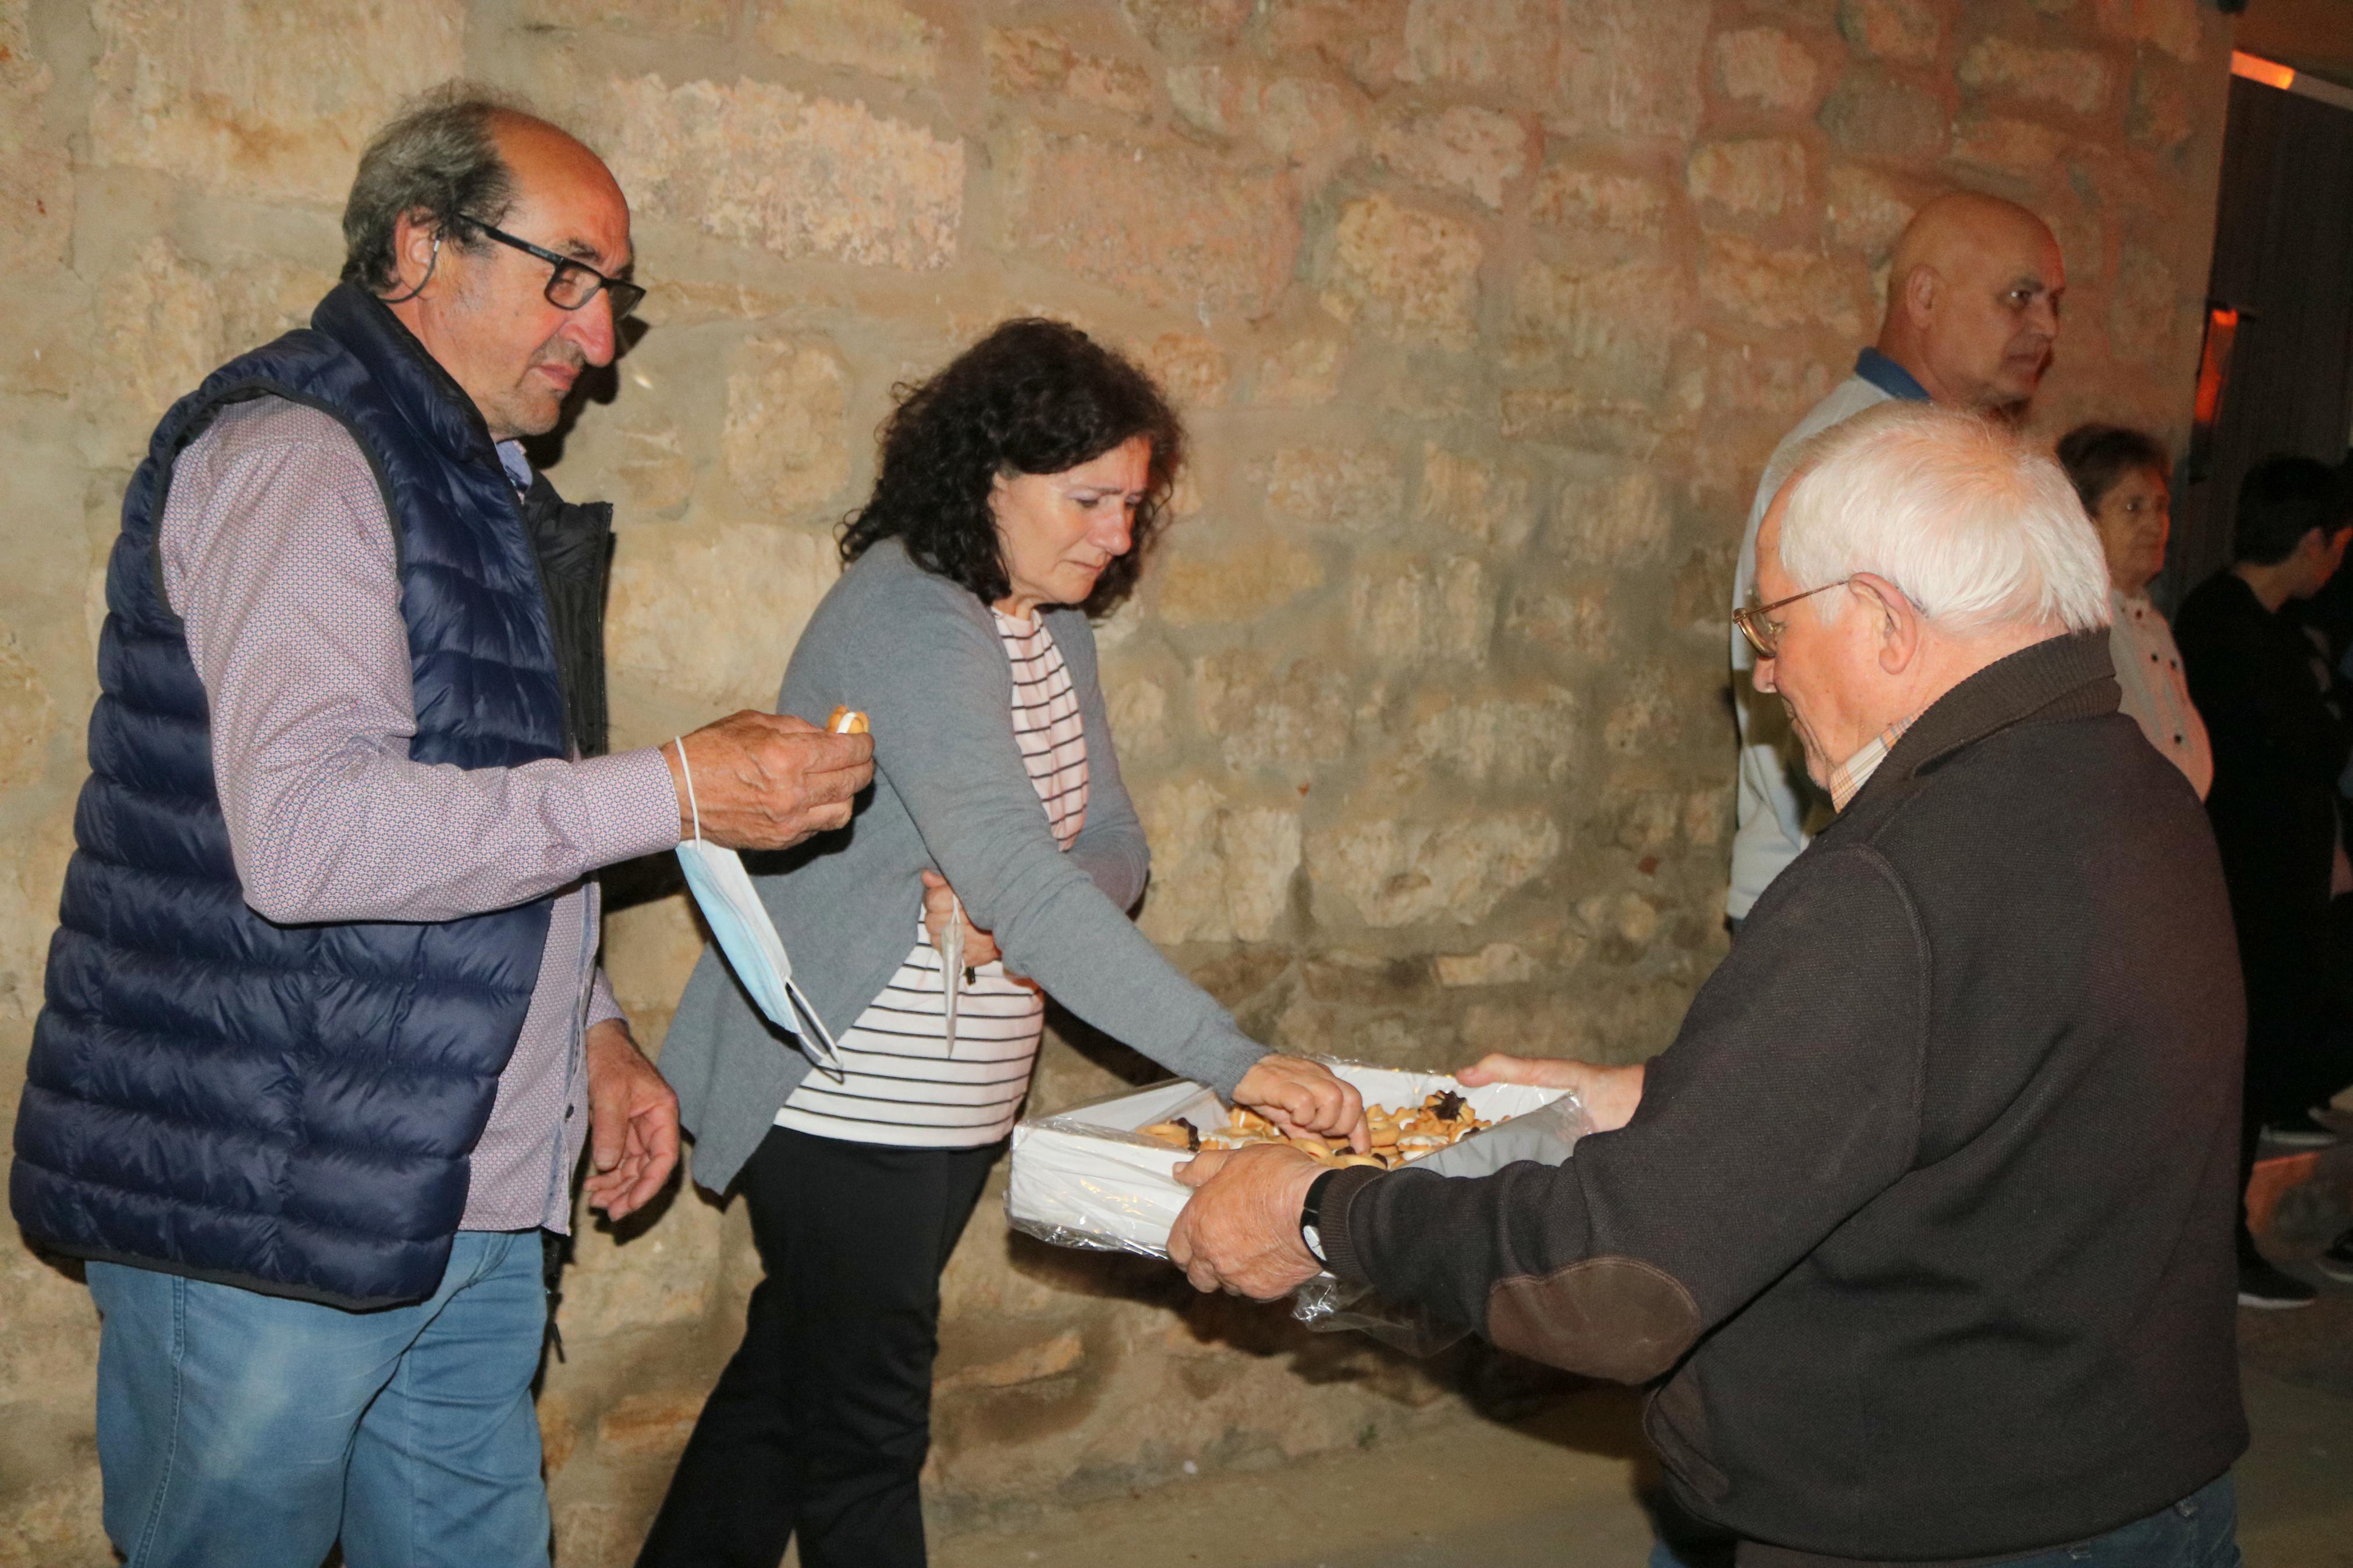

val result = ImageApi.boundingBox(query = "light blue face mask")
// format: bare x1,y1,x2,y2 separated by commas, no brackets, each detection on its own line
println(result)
672,738,846,1082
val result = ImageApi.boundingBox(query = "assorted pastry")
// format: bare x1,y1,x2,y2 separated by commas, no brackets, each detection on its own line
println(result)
1137,1090,1491,1170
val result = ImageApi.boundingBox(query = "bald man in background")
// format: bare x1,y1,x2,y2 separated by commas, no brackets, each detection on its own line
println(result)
1727,191,2065,926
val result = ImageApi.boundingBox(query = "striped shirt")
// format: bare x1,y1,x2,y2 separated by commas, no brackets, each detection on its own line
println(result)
775,607,1089,1147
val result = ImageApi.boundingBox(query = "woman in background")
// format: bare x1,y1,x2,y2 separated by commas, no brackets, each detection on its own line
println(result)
640,319,1363,1568
2058,423,2213,797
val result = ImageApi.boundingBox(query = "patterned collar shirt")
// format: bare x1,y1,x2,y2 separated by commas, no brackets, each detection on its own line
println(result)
2107,588,2213,799
157,399,683,1234
1826,712,1922,813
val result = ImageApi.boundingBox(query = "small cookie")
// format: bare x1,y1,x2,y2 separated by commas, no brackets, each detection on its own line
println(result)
1138,1118,1200,1152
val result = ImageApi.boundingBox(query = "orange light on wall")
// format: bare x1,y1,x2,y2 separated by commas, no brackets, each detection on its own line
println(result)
2231,51,2297,91
2230,49,2353,111
2188,305,2241,482
2193,307,2239,429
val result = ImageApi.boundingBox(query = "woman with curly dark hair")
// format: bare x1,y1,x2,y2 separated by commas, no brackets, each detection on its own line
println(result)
641,319,1365,1568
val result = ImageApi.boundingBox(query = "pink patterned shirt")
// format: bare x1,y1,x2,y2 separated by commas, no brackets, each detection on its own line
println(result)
158,399,681,1233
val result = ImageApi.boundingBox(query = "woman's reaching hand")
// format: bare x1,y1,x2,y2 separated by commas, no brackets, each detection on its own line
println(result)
1232,1055,1369,1152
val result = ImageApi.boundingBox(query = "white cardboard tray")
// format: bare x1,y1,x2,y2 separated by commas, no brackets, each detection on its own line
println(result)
1006,1062,1567,1258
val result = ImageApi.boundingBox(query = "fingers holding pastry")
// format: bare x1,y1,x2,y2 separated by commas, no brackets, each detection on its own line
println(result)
1231,1057,1369,1151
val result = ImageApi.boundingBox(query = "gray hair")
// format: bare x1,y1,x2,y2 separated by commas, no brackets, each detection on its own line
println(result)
340,84,534,293
1776,402,2112,637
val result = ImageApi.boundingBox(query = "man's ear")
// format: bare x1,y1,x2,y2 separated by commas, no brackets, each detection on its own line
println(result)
1851,573,1922,674
1904,264,1940,330
388,208,443,298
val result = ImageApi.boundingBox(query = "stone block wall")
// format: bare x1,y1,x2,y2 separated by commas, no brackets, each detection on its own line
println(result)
0,0,2233,1562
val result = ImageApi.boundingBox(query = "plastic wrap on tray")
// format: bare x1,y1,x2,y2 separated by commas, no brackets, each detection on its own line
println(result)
1005,1059,1593,1353
1287,1092,1593,1354
1005,1078,1227,1260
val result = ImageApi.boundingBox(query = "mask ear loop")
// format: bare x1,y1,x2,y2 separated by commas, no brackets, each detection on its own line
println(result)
381,230,443,306
673,737,701,843
677,734,847,1082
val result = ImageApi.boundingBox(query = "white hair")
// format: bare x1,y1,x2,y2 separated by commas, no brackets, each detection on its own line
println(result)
1773,402,2112,636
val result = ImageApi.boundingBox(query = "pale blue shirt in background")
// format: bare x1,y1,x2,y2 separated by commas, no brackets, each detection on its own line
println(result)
1727,350,1930,921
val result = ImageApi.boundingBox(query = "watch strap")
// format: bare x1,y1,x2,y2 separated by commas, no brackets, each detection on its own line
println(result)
1299,1168,1341,1263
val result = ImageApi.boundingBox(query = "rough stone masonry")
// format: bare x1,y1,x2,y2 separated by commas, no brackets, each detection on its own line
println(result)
0,0,2231,1562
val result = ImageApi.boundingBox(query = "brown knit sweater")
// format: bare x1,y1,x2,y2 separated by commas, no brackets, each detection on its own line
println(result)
1320,632,2247,1561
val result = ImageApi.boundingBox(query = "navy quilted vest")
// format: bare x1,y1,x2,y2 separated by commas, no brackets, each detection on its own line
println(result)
10,283,584,1309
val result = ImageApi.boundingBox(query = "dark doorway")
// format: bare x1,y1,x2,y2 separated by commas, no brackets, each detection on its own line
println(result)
2165,67,2353,607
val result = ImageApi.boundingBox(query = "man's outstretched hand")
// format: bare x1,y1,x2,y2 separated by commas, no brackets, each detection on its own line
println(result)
583,1018,679,1221
667,712,873,852
1456,1054,1646,1133
1165,1144,1327,1301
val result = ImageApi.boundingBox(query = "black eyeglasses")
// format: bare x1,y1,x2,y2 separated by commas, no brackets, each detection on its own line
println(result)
460,215,645,320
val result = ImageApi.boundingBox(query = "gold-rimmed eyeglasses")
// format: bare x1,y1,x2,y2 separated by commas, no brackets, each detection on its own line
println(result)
1733,578,1851,660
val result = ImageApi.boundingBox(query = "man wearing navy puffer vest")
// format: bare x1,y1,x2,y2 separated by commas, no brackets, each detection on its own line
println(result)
9,89,872,1568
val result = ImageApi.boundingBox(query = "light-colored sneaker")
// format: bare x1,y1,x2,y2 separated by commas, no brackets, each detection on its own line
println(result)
2260,1114,2341,1150
2239,1254,2319,1309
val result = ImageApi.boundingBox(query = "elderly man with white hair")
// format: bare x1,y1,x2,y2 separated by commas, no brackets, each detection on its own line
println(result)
1169,403,2249,1567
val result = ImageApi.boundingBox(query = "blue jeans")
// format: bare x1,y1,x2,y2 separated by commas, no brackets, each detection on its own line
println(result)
87,1229,551,1568
1978,1474,2240,1568
1648,1472,2241,1568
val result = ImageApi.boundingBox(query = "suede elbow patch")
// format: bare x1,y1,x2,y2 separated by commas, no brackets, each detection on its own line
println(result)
1486,1256,1702,1383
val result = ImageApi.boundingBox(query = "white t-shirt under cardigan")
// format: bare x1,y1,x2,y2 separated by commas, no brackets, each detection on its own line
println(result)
776,609,1088,1147
661,539,1268,1198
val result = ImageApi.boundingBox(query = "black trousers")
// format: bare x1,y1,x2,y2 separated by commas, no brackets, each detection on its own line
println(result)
636,1126,1000,1568
2233,894,2353,1251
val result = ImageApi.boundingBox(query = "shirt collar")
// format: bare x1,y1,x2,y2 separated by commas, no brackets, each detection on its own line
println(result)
495,439,534,497
1826,712,1921,812
1854,347,1933,403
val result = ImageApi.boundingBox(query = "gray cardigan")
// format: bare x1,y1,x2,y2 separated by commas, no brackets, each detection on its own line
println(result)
662,539,1269,1194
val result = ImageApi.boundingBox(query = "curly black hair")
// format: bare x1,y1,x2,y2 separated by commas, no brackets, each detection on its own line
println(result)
839,318,1184,613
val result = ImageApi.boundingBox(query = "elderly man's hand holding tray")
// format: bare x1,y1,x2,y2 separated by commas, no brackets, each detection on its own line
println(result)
1006,1059,1587,1311
1166,1055,1619,1300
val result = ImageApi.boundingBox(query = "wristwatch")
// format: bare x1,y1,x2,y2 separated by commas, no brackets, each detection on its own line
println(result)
1298,1168,1340,1265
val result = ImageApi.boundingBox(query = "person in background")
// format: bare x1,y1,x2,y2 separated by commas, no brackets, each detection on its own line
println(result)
2324,456,2353,1288
8,90,872,1567
2177,454,2353,1310
1172,402,2247,1568
639,319,1365,1568
2057,424,2212,795
1730,191,2064,929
